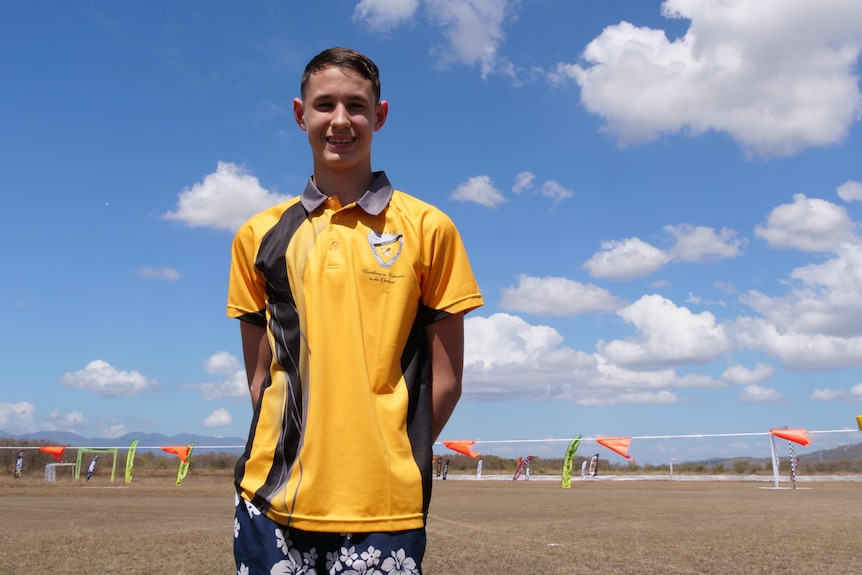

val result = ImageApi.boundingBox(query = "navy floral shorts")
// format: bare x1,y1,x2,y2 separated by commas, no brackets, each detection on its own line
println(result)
233,492,426,575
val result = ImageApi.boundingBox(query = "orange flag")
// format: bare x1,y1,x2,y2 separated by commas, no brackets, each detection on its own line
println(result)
39,446,66,462
596,437,636,463
161,446,191,463
769,428,811,447
442,440,480,458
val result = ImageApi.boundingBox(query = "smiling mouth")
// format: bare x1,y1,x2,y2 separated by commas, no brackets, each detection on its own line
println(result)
327,136,355,145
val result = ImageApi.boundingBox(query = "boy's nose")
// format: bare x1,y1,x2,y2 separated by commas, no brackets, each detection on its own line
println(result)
332,104,350,127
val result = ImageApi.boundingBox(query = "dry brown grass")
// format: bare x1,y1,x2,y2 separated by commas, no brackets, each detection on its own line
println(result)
1,473,860,574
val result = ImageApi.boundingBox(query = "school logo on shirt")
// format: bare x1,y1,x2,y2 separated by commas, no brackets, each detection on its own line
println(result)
368,231,404,268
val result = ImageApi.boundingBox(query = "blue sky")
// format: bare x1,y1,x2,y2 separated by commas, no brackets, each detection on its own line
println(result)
3,0,862,465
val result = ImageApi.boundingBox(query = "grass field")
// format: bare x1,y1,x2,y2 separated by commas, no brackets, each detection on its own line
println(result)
1,473,859,574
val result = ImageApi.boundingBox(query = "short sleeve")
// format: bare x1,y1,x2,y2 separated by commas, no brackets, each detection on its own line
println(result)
420,211,484,323
226,218,267,325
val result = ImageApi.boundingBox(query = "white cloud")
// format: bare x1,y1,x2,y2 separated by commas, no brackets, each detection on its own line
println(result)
737,243,862,348
585,224,744,280
450,175,506,207
733,316,862,371
738,384,785,404
837,180,862,202
512,171,535,194
203,407,233,428
598,295,729,369
58,360,157,397
163,162,291,232
353,0,419,29
99,424,128,439
665,224,746,262
536,180,574,207
135,266,181,281
809,383,862,402
551,0,862,158
499,275,622,316
463,312,718,404
583,237,671,280
192,352,249,400
426,0,513,79
721,363,775,386
0,401,37,433
755,194,855,252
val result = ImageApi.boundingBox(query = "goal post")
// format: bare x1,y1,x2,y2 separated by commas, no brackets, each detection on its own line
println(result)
74,448,119,482
44,463,77,482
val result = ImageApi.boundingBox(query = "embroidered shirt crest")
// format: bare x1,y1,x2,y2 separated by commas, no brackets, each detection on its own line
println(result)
368,231,404,268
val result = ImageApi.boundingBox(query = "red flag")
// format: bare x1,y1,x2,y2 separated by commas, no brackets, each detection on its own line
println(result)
769,428,811,446
39,446,66,462
161,446,191,463
597,437,636,463
442,440,480,458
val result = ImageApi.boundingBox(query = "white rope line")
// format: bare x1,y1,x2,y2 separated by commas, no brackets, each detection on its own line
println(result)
0,429,857,450
445,428,860,445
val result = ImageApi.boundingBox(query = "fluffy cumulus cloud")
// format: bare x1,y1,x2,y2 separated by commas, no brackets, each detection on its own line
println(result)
550,0,862,158
583,237,672,280
450,175,506,207
203,407,233,428
462,313,715,405
721,363,775,386
58,360,157,397
755,194,856,252
192,352,249,400
499,275,622,316
739,244,862,354
837,180,862,202
584,224,746,280
163,162,291,232
598,295,729,369
665,224,746,262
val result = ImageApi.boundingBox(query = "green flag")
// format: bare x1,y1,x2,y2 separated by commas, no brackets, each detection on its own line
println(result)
561,435,581,489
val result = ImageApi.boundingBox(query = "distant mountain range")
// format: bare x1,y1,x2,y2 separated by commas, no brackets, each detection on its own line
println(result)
688,441,862,466
0,430,247,452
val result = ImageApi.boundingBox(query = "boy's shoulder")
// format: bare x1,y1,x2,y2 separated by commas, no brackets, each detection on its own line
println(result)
389,189,451,219
236,196,303,236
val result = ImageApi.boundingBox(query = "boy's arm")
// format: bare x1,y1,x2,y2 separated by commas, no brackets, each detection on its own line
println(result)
240,321,271,407
426,312,465,442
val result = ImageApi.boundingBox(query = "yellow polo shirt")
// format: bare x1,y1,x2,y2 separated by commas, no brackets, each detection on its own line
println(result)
227,172,483,531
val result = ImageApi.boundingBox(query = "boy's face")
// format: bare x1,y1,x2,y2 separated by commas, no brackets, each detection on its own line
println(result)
294,66,388,176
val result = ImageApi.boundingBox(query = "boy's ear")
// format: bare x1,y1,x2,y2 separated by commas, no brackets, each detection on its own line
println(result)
374,100,389,131
293,98,306,130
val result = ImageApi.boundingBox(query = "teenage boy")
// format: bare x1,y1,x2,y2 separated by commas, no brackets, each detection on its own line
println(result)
227,47,483,574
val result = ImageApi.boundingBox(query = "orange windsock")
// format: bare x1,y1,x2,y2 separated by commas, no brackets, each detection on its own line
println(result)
39,446,66,462
596,437,636,463
442,440,480,458
769,428,811,446
161,446,191,463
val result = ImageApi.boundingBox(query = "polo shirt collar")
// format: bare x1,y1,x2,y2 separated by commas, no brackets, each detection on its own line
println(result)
300,171,394,216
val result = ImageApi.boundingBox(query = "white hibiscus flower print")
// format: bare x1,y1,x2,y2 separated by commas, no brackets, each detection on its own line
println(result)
270,548,305,574
381,549,418,575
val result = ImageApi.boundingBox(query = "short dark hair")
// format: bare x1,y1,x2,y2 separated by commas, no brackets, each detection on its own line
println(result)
300,47,381,104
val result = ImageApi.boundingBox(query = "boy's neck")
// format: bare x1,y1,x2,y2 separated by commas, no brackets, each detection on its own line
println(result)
312,168,375,206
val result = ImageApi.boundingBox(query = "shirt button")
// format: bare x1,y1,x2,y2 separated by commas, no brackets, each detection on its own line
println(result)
332,242,339,249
